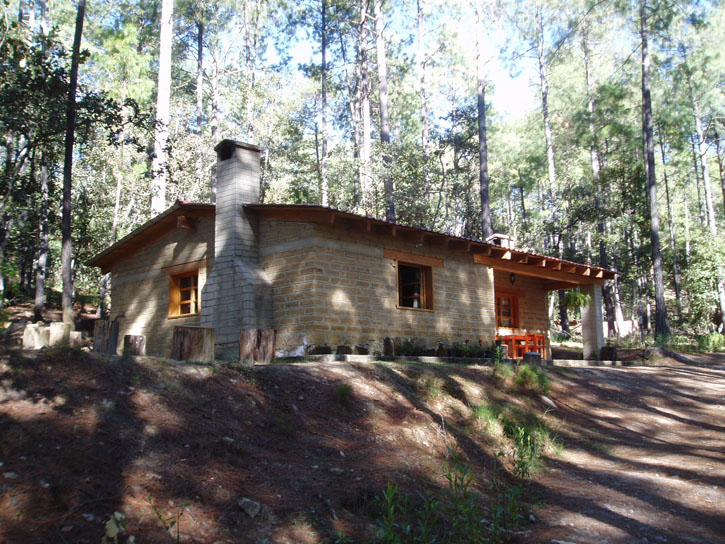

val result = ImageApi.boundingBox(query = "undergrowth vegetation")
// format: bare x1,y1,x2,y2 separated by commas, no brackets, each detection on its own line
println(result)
376,362,561,542
514,364,550,394
414,371,445,401
660,332,725,353
375,447,522,543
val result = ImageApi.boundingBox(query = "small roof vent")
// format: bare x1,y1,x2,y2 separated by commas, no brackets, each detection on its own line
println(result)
485,233,515,249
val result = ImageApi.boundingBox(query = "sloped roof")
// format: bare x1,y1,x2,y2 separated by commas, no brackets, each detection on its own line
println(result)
88,201,615,287
87,200,214,273
246,204,616,288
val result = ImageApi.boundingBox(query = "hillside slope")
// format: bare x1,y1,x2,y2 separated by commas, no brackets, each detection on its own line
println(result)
1,348,724,543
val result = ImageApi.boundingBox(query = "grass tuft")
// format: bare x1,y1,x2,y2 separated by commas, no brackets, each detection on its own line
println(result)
514,364,550,394
415,372,445,401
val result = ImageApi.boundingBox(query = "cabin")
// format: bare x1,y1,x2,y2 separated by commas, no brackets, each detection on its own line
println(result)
88,140,615,361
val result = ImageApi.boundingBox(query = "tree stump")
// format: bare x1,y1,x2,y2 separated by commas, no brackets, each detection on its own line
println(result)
93,319,119,354
123,335,146,356
171,326,215,362
240,329,276,364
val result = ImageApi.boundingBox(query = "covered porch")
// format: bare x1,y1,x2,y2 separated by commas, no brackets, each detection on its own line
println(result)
476,249,610,361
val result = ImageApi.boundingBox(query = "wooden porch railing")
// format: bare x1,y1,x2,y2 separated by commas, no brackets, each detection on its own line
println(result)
496,332,546,359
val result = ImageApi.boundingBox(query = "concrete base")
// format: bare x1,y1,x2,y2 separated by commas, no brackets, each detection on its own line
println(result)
270,354,633,367
548,359,637,367
22,324,50,349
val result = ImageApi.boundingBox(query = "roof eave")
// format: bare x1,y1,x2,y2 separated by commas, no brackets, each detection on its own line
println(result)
87,201,215,271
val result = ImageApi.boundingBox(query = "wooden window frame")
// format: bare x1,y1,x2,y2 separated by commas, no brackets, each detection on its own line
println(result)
384,249,442,312
169,269,200,318
495,291,520,329
397,261,434,311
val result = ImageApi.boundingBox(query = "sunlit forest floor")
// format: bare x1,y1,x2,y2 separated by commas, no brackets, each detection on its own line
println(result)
0,308,724,543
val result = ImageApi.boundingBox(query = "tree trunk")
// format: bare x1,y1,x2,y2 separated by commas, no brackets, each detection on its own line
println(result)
374,0,394,222
338,29,362,210
209,53,220,203
536,8,557,207
658,132,682,320
640,0,669,339
583,31,616,335
536,7,567,331
689,134,705,225
320,0,329,207
692,100,725,330
416,0,430,193
61,0,85,328
151,0,174,215
34,4,50,321
475,0,493,240
98,150,124,318
693,102,717,230
684,196,690,261
714,131,725,211
211,54,219,139
242,0,258,141
196,21,204,132
557,290,569,334
33,159,49,322
359,0,372,215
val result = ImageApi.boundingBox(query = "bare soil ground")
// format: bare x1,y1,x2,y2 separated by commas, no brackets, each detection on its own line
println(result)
0,313,723,543
526,353,725,543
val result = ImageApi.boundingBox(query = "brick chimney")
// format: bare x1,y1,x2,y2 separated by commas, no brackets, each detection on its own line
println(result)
201,140,272,360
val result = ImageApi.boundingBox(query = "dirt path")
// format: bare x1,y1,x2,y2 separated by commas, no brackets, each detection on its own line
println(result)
529,359,725,544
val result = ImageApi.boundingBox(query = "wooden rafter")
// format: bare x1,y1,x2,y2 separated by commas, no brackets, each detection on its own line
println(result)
474,254,606,285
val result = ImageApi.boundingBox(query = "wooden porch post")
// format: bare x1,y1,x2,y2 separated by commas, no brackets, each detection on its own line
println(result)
581,283,604,359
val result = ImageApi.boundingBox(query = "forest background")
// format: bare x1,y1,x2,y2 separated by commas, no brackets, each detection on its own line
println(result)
1,0,724,346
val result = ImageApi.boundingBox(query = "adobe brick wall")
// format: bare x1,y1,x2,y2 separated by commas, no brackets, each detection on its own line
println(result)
260,220,497,355
108,214,553,360
493,269,550,357
109,217,214,357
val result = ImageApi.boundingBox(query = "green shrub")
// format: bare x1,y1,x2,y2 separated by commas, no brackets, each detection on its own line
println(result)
492,345,505,364
511,426,542,479
696,332,725,352
453,341,488,358
514,364,550,394
499,406,562,473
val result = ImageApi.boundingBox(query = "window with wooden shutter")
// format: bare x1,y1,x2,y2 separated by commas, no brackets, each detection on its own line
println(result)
169,270,200,317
